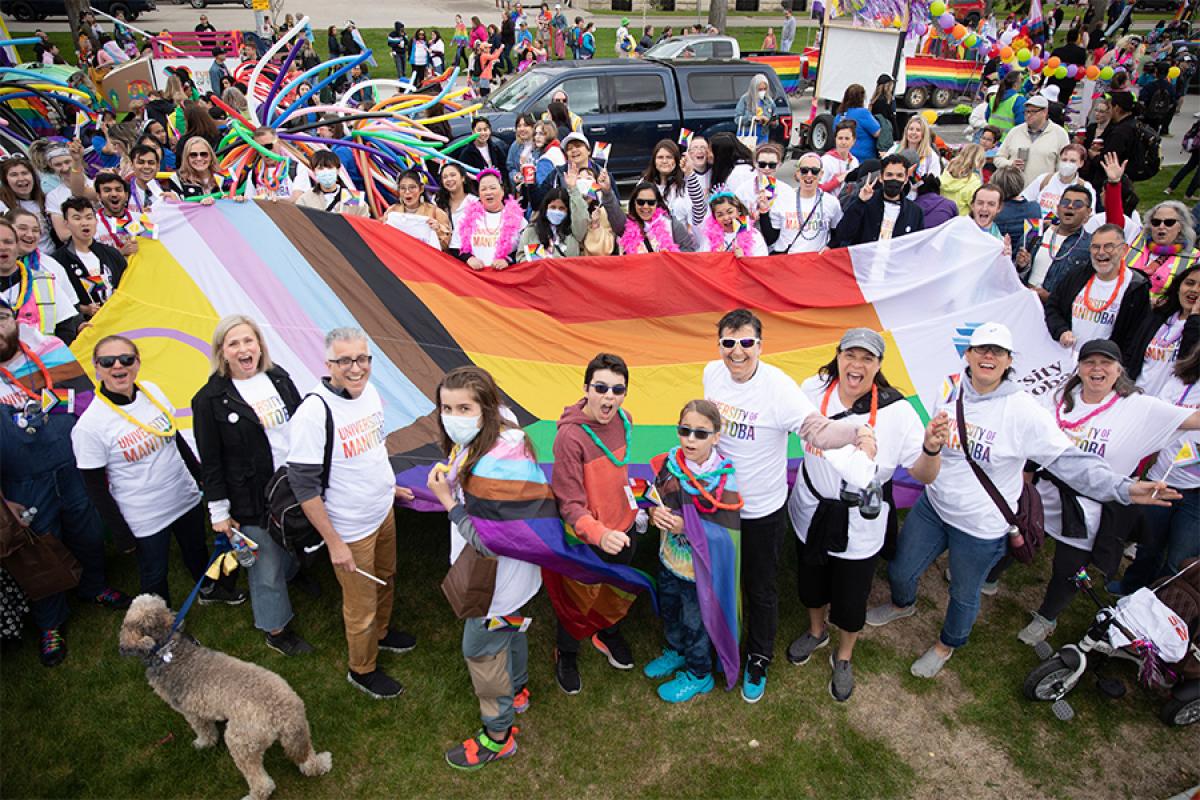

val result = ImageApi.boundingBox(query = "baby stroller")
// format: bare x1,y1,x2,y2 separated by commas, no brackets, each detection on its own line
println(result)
1023,560,1200,727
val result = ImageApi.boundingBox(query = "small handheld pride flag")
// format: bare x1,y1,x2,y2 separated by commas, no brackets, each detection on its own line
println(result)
525,243,547,261
940,373,962,403
592,141,611,163
1173,441,1199,467
678,127,693,146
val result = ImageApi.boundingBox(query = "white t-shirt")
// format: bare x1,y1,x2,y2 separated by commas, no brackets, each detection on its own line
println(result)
71,381,202,538
448,429,542,617
449,209,505,264
244,160,313,199
449,194,478,232
879,201,901,241
784,192,842,253
1136,313,1187,397
1084,210,1142,242
474,142,494,168
704,360,818,519
1040,391,1191,549
1029,226,1087,289
128,179,163,213
209,372,293,525
1148,375,1200,490
1069,272,1131,347
788,377,925,559
928,382,1072,539
288,381,394,543
660,182,693,230
1020,172,1096,220
735,173,793,224
819,151,859,189
46,180,93,223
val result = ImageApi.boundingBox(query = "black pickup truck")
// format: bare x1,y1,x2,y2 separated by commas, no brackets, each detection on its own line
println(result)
451,58,793,177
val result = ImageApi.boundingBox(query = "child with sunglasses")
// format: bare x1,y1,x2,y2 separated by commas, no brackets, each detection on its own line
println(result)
643,399,742,703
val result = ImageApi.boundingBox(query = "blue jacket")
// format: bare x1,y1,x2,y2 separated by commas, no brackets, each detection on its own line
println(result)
834,107,882,163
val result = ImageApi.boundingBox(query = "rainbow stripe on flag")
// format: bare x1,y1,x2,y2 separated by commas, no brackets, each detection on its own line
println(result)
903,56,984,93
5,329,93,416
747,53,802,94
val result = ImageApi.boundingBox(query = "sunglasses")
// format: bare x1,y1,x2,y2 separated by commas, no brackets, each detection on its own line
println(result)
720,337,760,350
1150,218,1180,227
589,381,626,396
1057,198,1088,209
634,197,658,207
677,425,714,440
96,354,137,368
187,152,211,159
796,166,821,176
757,160,779,169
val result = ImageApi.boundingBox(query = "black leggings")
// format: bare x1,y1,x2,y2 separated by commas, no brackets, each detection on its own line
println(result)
1037,538,1093,621
1169,150,1200,197
795,537,878,633
741,505,789,661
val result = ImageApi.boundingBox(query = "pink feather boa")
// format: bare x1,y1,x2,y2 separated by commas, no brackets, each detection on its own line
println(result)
459,197,525,258
704,213,756,255
619,208,681,254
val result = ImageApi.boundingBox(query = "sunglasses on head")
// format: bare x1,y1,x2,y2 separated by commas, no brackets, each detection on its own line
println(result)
677,425,714,440
1150,217,1180,227
96,354,137,368
634,197,658,207
589,381,626,396
757,160,778,169
720,337,759,350
796,166,821,176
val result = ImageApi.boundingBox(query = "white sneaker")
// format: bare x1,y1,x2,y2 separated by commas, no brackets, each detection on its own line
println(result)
1017,612,1057,646
911,645,953,678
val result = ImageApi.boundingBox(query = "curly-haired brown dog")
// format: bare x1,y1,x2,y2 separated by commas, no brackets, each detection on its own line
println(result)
119,594,332,800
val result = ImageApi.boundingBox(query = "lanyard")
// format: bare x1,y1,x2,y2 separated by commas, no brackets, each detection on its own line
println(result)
97,384,178,438
821,380,878,427
0,341,52,402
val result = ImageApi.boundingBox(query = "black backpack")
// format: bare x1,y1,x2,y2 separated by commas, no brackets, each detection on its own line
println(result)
264,394,333,562
1127,119,1163,182
1146,84,1175,119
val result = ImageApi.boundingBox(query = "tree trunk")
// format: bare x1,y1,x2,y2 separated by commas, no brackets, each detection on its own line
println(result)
707,0,727,33
1088,0,1110,25
65,0,87,53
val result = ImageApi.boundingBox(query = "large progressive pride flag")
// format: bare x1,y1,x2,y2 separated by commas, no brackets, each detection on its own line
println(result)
70,204,1074,487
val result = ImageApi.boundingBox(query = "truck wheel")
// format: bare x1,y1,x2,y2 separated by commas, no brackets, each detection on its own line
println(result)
190,0,207,8
809,113,834,153
931,87,954,108
902,85,929,109
8,1,36,21
243,0,254,7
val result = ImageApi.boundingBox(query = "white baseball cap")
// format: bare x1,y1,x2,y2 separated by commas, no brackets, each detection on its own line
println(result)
968,322,1014,352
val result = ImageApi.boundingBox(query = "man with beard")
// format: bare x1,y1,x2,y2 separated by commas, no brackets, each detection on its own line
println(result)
833,154,925,246
1026,184,1095,299
92,173,140,256
0,298,130,667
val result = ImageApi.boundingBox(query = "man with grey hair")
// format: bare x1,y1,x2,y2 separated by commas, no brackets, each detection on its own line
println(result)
288,327,415,699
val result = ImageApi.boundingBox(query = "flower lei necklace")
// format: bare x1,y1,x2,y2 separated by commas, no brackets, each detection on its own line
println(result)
581,407,631,466
1055,389,1121,430
0,341,52,401
1083,263,1127,313
97,383,178,438
665,446,743,513
619,207,679,254
821,380,878,427
703,213,755,254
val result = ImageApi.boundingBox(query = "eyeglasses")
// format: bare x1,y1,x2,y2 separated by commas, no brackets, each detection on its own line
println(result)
1057,198,1088,209
1089,242,1122,254
969,345,1009,357
95,354,137,368
588,381,626,396
328,355,373,369
1150,217,1180,228
757,160,779,169
796,166,821,176
634,197,658,207
720,337,760,350
677,425,714,440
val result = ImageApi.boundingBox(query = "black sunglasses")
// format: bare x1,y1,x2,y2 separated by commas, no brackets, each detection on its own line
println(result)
589,381,626,396
677,425,714,440
720,337,759,349
1057,198,1088,209
96,354,137,368
634,197,658,207
796,166,821,176
1150,218,1180,227
757,160,779,169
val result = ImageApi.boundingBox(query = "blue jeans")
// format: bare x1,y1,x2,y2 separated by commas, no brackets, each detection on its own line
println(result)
1120,489,1200,592
134,503,209,608
659,566,711,677
888,494,1007,649
241,523,296,633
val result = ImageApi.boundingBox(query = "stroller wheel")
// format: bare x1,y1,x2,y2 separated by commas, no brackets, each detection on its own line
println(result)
1160,695,1200,726
1024,656,1076,702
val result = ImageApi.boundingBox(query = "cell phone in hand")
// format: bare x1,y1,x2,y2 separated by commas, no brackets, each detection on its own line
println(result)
1017,147,1029,162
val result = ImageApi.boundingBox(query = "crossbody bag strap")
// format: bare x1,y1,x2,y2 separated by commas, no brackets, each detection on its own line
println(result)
301,392,336,494
956,389,1019,526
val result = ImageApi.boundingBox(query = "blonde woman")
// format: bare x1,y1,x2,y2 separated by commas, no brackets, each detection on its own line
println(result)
941,144,984,215
888,115,942,181
166,137,232,202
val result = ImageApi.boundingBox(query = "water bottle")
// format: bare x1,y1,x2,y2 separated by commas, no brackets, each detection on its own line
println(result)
230,530,257,568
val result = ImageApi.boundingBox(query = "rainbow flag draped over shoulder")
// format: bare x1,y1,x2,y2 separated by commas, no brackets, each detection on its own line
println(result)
4,329,93,415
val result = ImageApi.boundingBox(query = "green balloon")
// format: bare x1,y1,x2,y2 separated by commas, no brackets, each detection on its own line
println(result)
1099,66,1114,80
930,0,947,16
1054,66,1068,79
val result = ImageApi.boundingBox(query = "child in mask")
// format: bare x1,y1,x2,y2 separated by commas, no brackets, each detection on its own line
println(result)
295,150,368,216
426,366,542,770
516,178,589,261
644,399,743,703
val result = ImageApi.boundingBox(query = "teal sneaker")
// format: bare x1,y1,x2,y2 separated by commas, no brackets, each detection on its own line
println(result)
643,648,686,680
657,670,714,703
741,655,768,704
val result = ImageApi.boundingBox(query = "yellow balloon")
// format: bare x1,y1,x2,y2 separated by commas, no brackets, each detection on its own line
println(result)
921,109,938,125
1169,65,1182,80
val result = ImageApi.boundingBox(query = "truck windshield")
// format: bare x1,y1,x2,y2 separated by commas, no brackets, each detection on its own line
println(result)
486,72,552,112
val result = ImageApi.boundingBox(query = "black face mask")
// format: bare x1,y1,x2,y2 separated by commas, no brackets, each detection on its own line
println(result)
881,179,905,199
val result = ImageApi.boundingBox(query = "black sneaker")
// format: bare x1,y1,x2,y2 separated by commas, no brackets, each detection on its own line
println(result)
289,570,322,598
378,628,416,654
265,628,314,656
39,628,67,668
347,668,404,699
93,588,132,610
198,581,248,606
786,629,829,665
554,648,581,695
592,630,634,670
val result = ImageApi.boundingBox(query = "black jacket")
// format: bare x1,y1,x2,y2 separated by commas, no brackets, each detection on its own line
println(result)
459,140,513,192
833,193,924,247
1125,308,1200,381
52,240,126,307
1043,261,1150,356
191,365,303,525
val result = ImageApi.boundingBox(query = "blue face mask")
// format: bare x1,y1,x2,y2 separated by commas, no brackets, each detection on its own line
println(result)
545,208,567,226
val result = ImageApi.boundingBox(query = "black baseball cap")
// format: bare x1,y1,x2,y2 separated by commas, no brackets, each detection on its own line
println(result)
1078,339,1123,362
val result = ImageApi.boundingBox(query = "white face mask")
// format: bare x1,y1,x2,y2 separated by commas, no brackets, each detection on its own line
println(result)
1058,161,1079,179
442,413,482,446
315,169,339,188
757,89,767,99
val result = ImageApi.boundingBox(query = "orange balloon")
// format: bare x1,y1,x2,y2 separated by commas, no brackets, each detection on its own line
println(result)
1046,56,1061,70
1085,64,1100,79
1000,46,1014,61
952,23,967,40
